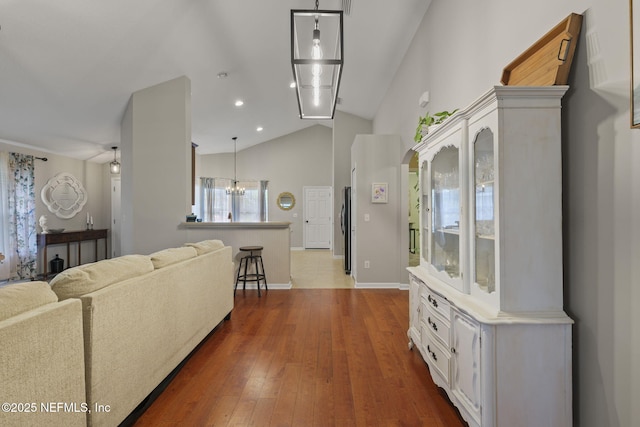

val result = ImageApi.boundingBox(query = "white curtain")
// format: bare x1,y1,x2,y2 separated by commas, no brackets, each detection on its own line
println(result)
200,177,214,222
9,153,37,279
200,177,233,222
0,152,37,280
0,152,10,280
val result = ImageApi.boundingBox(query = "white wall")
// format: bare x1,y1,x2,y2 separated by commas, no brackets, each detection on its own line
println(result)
351,134,404,286
198,125,333,248
120,76,192,255
374,1,639,425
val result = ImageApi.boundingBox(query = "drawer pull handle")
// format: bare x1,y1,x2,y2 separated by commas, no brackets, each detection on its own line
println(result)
427,295,439,308
428,317,438,331
451,347,457,354
427,345,438,361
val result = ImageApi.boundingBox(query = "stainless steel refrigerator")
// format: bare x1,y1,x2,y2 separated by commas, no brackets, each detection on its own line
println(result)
341,186,351,274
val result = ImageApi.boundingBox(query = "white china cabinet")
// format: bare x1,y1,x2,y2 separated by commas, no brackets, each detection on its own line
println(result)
408,86,573,427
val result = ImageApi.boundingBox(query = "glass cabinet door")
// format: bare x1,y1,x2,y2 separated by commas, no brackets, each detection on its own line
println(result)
430,146,460,279
421,161,429,264
473,129,495,293
420,161,430,263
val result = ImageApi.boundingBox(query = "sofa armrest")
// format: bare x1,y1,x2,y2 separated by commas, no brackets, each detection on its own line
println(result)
0,299,86,427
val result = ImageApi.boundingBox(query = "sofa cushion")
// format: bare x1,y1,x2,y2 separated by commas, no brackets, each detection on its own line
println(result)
184,239,224,255
150,246,198,269
0,281,58,321
50,254,154,300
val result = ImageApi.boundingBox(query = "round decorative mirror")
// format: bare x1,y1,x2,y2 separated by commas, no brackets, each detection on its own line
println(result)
277,192,295,210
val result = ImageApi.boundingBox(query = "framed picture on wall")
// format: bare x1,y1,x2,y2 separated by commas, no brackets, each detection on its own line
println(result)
631,0,640,127
371,182,388,203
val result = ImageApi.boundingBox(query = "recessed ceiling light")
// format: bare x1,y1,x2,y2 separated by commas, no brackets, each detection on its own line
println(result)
235,100,244,107
217,72,228,79
256,126,263,132
289,82,296,88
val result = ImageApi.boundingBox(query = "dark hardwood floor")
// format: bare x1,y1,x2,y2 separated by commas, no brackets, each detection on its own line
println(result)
133,289,467,427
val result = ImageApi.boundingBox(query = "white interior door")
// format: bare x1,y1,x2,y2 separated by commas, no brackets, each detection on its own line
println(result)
304,186,332,249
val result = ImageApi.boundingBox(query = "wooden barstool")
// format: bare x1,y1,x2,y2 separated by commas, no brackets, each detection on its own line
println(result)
235,246,268,296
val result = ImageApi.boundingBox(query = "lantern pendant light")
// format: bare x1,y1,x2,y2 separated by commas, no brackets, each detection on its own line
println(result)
291,0,343,119
110,146,120,174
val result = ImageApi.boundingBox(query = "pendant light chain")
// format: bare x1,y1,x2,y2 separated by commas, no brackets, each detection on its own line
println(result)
227,136,244,196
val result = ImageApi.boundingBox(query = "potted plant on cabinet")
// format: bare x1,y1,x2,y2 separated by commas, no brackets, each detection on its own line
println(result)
414,109,459,143
414,113,435,143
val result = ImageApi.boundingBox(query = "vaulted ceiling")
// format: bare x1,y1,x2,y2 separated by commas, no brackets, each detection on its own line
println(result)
0,0,430,162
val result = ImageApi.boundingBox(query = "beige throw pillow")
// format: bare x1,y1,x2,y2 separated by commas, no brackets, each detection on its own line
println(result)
50,254,154,300
183,239,224,255
150,246,197,269
0,281,58,322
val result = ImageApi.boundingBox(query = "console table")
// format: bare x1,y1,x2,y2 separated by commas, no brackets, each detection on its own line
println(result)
38,229,108,278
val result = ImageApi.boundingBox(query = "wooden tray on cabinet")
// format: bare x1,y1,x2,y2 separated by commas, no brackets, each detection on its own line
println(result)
501,13,583,86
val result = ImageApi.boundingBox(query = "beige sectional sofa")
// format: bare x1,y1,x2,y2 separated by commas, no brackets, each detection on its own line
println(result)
0,281,87,427
0,239,233,427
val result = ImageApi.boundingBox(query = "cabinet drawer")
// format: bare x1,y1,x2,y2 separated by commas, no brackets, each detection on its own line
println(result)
425,307,450,347
424,336,450,385
423,289,450,320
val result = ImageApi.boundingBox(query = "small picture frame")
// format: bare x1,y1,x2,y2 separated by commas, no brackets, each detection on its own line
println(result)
371,182,388,203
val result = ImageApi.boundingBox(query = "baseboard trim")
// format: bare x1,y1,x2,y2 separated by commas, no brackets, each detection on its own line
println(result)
354,282,404,289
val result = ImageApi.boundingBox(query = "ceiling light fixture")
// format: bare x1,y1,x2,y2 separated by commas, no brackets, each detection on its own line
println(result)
110,146,121,174
235,100,244,107
226,137,245,196
291,0,343,120
256,126,263,132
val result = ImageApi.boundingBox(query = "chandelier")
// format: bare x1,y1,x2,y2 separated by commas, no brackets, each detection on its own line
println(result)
291,0,343,119
226,137,245,196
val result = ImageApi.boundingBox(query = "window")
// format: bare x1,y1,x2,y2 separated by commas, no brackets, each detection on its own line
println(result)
200,178,268,222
